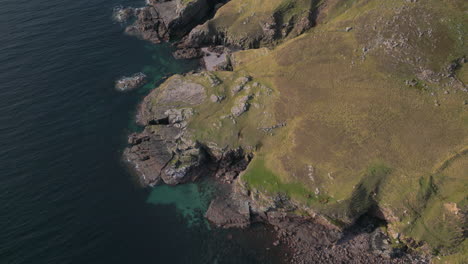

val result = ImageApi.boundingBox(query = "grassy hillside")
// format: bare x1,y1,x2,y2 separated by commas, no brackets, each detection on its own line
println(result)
234,0,467,259
154,0,468,260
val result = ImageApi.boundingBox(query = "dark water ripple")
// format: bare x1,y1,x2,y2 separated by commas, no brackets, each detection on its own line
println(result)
0,0,287,263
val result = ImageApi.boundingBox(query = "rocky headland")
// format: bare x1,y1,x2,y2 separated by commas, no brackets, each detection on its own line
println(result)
119,0,468,263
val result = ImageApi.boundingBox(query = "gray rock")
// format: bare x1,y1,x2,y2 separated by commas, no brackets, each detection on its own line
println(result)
164,108,194,125
210,94,224,103
113,6,136,22
405,79,418,87
137,76,206,125
115,72,147,91
123,132,173,186
205,73,222,87
231,85,243,94
172,48,203,59
236,76,252,86
231,95,251,117
205,196,251,229
125,0,216,44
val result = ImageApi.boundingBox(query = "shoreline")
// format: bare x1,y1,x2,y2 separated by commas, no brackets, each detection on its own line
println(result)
115,0,459,263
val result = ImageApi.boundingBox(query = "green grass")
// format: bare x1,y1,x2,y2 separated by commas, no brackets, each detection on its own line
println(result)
242,157,330,205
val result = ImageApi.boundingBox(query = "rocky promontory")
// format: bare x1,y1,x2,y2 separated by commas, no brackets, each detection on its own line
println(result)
124,74,252,186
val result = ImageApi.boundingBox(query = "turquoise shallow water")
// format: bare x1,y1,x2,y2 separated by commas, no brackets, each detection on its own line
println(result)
0,0,286,263
147,181,215,227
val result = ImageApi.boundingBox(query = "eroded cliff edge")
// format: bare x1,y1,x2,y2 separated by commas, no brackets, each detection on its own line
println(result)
121,0,468,263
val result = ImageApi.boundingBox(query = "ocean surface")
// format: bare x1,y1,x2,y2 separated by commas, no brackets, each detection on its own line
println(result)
0,0,285,263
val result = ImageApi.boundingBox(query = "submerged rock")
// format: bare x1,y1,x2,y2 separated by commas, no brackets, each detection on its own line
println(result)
115,72,147,91
112,6,136,23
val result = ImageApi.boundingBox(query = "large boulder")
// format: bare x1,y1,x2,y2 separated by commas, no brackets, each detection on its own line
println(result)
205,195,251,228
115,72,147,91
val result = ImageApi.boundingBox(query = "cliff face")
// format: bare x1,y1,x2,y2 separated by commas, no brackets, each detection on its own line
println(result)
124,0,468,262
123,0,226,43
180,0,321,48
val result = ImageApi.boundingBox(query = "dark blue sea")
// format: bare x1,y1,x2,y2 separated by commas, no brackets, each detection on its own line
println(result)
0,0,285,263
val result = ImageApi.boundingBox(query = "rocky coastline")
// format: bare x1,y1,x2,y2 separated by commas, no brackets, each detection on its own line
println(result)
115,0,466,263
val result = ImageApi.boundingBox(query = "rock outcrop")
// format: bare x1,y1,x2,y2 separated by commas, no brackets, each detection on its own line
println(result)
115,72,147,91
205,195,250,228
122,0,225,44
178,1,317,49
124,75,252,186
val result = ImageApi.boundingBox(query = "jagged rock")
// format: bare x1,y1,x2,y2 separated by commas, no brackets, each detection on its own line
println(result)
370,229,393,258
261,16,277,42
115,72,147,91
205,73,222,87
172,48,203,59
161,143,209,185
266,211,342,246
164,108,194,126
213,147,251,182
231,95,251,117
181,3,314,49
205,196,251,228
123,131,173,186
201,46,232,71
125,0,220,44
113,6,136,23
231,76,252,94
210,94,224,103
125,6,169,43
231,85,243,94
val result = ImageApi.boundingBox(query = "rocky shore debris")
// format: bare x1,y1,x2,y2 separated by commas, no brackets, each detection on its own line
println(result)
115,72,147,91
113,6,136,23
205,195,251,229
172,47,203,60
202,182,425,263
